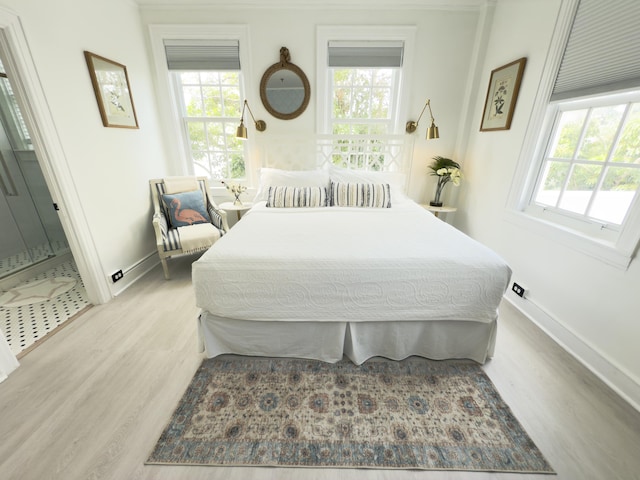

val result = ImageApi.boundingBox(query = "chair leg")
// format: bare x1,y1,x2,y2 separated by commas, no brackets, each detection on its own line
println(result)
160,256,170,280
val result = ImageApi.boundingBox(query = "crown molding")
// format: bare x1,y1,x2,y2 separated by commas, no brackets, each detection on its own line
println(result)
134,0,489,11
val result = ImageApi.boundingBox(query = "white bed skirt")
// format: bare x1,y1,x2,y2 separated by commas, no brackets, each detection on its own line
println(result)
198,311,497,365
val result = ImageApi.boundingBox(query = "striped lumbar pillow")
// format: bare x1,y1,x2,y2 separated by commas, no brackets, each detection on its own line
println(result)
266,186,328,208
330,182,392,208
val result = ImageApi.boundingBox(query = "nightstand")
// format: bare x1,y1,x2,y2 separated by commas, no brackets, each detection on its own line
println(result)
219,202,253,222
422,205,457,218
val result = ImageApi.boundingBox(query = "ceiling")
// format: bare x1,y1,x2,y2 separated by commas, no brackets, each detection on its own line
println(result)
132,0,489,9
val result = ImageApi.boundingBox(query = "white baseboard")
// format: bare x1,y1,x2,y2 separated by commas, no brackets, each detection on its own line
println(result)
108,252,159,297
505,291,640,413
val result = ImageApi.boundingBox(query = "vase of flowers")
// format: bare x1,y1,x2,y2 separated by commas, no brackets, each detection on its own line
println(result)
222,181,247,206
429,156,461,207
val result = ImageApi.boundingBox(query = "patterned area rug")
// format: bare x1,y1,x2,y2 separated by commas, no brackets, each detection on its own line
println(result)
147,355,554,473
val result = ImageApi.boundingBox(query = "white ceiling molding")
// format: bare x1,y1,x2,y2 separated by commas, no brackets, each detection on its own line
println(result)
134,0,489,11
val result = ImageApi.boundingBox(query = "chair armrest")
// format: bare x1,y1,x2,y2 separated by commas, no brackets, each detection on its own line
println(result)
207,202,230,234
152,213,168,246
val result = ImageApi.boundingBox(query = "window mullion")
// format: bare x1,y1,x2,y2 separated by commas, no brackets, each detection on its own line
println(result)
585,164,608,219
554,107,591,209
572,107,592,160
217,80,224,116
606,102,631,161
555,161,574,208
584,103,631,219
368,70,374,119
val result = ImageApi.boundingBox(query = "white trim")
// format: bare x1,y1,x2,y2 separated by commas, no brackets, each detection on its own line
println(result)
109,251,158,297
136,0,487,11
503,209,632,269
147,24,254,175
316,25,416,135
505,292,640,414
507,0,579,211
454,1,495,161
0,8,110,304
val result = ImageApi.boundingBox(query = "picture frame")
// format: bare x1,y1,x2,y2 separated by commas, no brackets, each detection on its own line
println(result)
84,51,139,129
480,57,526,132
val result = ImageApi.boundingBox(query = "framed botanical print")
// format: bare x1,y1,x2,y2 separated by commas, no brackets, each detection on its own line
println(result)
480,57,526,132
84,51,139,129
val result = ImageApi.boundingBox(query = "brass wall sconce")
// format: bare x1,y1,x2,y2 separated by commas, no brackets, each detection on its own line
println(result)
236,100,267,139
405,99,439,139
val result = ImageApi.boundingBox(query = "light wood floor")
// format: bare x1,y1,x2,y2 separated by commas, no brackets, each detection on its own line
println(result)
0,255,639,480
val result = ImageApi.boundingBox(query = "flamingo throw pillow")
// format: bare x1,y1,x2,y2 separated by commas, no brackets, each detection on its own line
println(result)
162,190,211,228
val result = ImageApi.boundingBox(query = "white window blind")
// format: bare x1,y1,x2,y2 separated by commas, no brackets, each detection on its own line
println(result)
552,0,640,101
164,39,240,71
327,41,404,68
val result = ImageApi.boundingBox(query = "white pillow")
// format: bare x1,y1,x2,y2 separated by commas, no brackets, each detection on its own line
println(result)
327,165,407,197
253,168,330,202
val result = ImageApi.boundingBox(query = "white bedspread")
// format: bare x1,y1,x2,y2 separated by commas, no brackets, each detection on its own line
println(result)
193,199,511,324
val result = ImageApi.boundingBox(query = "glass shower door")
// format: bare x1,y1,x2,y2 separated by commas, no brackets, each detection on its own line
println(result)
0,60,67,280
0,147,56,278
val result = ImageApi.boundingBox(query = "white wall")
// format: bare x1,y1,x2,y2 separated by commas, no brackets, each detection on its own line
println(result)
0,0,172,299
139,4,481,203
456,0,640,409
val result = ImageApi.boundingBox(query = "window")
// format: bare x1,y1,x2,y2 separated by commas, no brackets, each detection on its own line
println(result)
330,67,398,135
508,0,640,268
317,27,415,136
172,71,245,179
532,93,640,228
327,42,403,135
149,26,253,184
164,39,246,180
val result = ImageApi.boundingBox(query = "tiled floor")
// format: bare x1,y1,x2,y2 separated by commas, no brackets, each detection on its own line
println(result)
0,259,90,356
0,240,69,278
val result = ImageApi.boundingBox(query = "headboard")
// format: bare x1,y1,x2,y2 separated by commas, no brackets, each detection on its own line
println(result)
255,134,413,176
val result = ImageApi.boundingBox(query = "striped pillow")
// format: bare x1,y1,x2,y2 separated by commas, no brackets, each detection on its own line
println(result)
330,182,392,208
266,186,328,208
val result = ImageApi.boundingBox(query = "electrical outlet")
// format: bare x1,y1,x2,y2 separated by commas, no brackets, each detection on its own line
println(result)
111,270,124,283
512,282,525,298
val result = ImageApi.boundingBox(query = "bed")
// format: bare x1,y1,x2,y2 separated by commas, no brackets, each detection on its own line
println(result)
193,142,511,365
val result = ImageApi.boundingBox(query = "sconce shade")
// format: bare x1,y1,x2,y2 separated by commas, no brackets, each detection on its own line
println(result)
236,120,248,140
427,121,439,139
235,100,266,139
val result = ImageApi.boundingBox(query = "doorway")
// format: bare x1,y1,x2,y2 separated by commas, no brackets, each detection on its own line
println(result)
0,58,90,357
0,60,69,280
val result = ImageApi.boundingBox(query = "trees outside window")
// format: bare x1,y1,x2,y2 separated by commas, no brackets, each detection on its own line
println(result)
330,68,398,135
533,97,640,226
174,71,245,180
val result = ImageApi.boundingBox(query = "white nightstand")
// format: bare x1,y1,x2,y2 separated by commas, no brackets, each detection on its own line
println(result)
219,202,253,222
422,205,457,218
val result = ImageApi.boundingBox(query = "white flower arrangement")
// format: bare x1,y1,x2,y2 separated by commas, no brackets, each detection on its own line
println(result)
429,156,462,206
221,181,247,196
222,181,247,205
436,167,462,186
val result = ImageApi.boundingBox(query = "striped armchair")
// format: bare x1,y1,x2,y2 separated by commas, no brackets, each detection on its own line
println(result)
149,176,229,279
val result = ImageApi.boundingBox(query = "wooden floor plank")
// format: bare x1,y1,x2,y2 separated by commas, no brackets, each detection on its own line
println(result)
0,255,638,480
